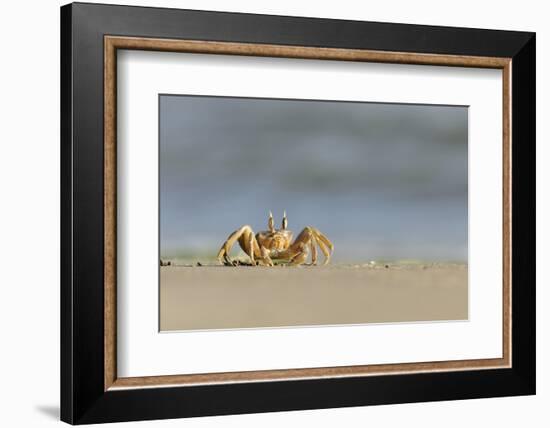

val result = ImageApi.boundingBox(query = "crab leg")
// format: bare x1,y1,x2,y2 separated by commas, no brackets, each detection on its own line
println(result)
312,227,334,253
285,227,315,266
217,225,277,266
311,228,333,265
285,226,333,266
217,225,258,264
260,246,274,267
309,239,318,265
314,238,331,265
289,248,309,266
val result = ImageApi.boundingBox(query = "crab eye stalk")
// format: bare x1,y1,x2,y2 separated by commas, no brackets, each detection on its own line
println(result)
268,211,275,232
282,210,288,230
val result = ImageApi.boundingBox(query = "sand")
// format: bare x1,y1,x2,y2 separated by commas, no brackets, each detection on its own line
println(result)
160,263,467,331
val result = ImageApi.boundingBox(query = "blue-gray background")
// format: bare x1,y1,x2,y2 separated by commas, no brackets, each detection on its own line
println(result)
160,95,468,262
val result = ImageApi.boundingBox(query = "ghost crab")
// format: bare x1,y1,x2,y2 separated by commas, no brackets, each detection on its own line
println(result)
217,212,334,266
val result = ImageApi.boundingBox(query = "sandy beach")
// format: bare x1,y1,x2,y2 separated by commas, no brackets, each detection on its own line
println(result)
160,263,467,331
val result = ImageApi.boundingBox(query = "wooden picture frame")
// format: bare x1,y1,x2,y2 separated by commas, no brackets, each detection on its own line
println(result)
61,2,535,424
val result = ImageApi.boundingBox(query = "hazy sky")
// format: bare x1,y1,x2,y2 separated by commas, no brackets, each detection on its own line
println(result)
160,95,468,262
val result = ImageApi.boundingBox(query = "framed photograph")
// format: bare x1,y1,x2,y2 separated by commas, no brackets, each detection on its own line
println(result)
60,2,535,424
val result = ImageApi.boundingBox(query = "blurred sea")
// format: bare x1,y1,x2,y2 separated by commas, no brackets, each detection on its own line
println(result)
160,95,468,262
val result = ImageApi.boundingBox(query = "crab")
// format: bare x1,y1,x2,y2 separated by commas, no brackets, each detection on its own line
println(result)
217,212,334,266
